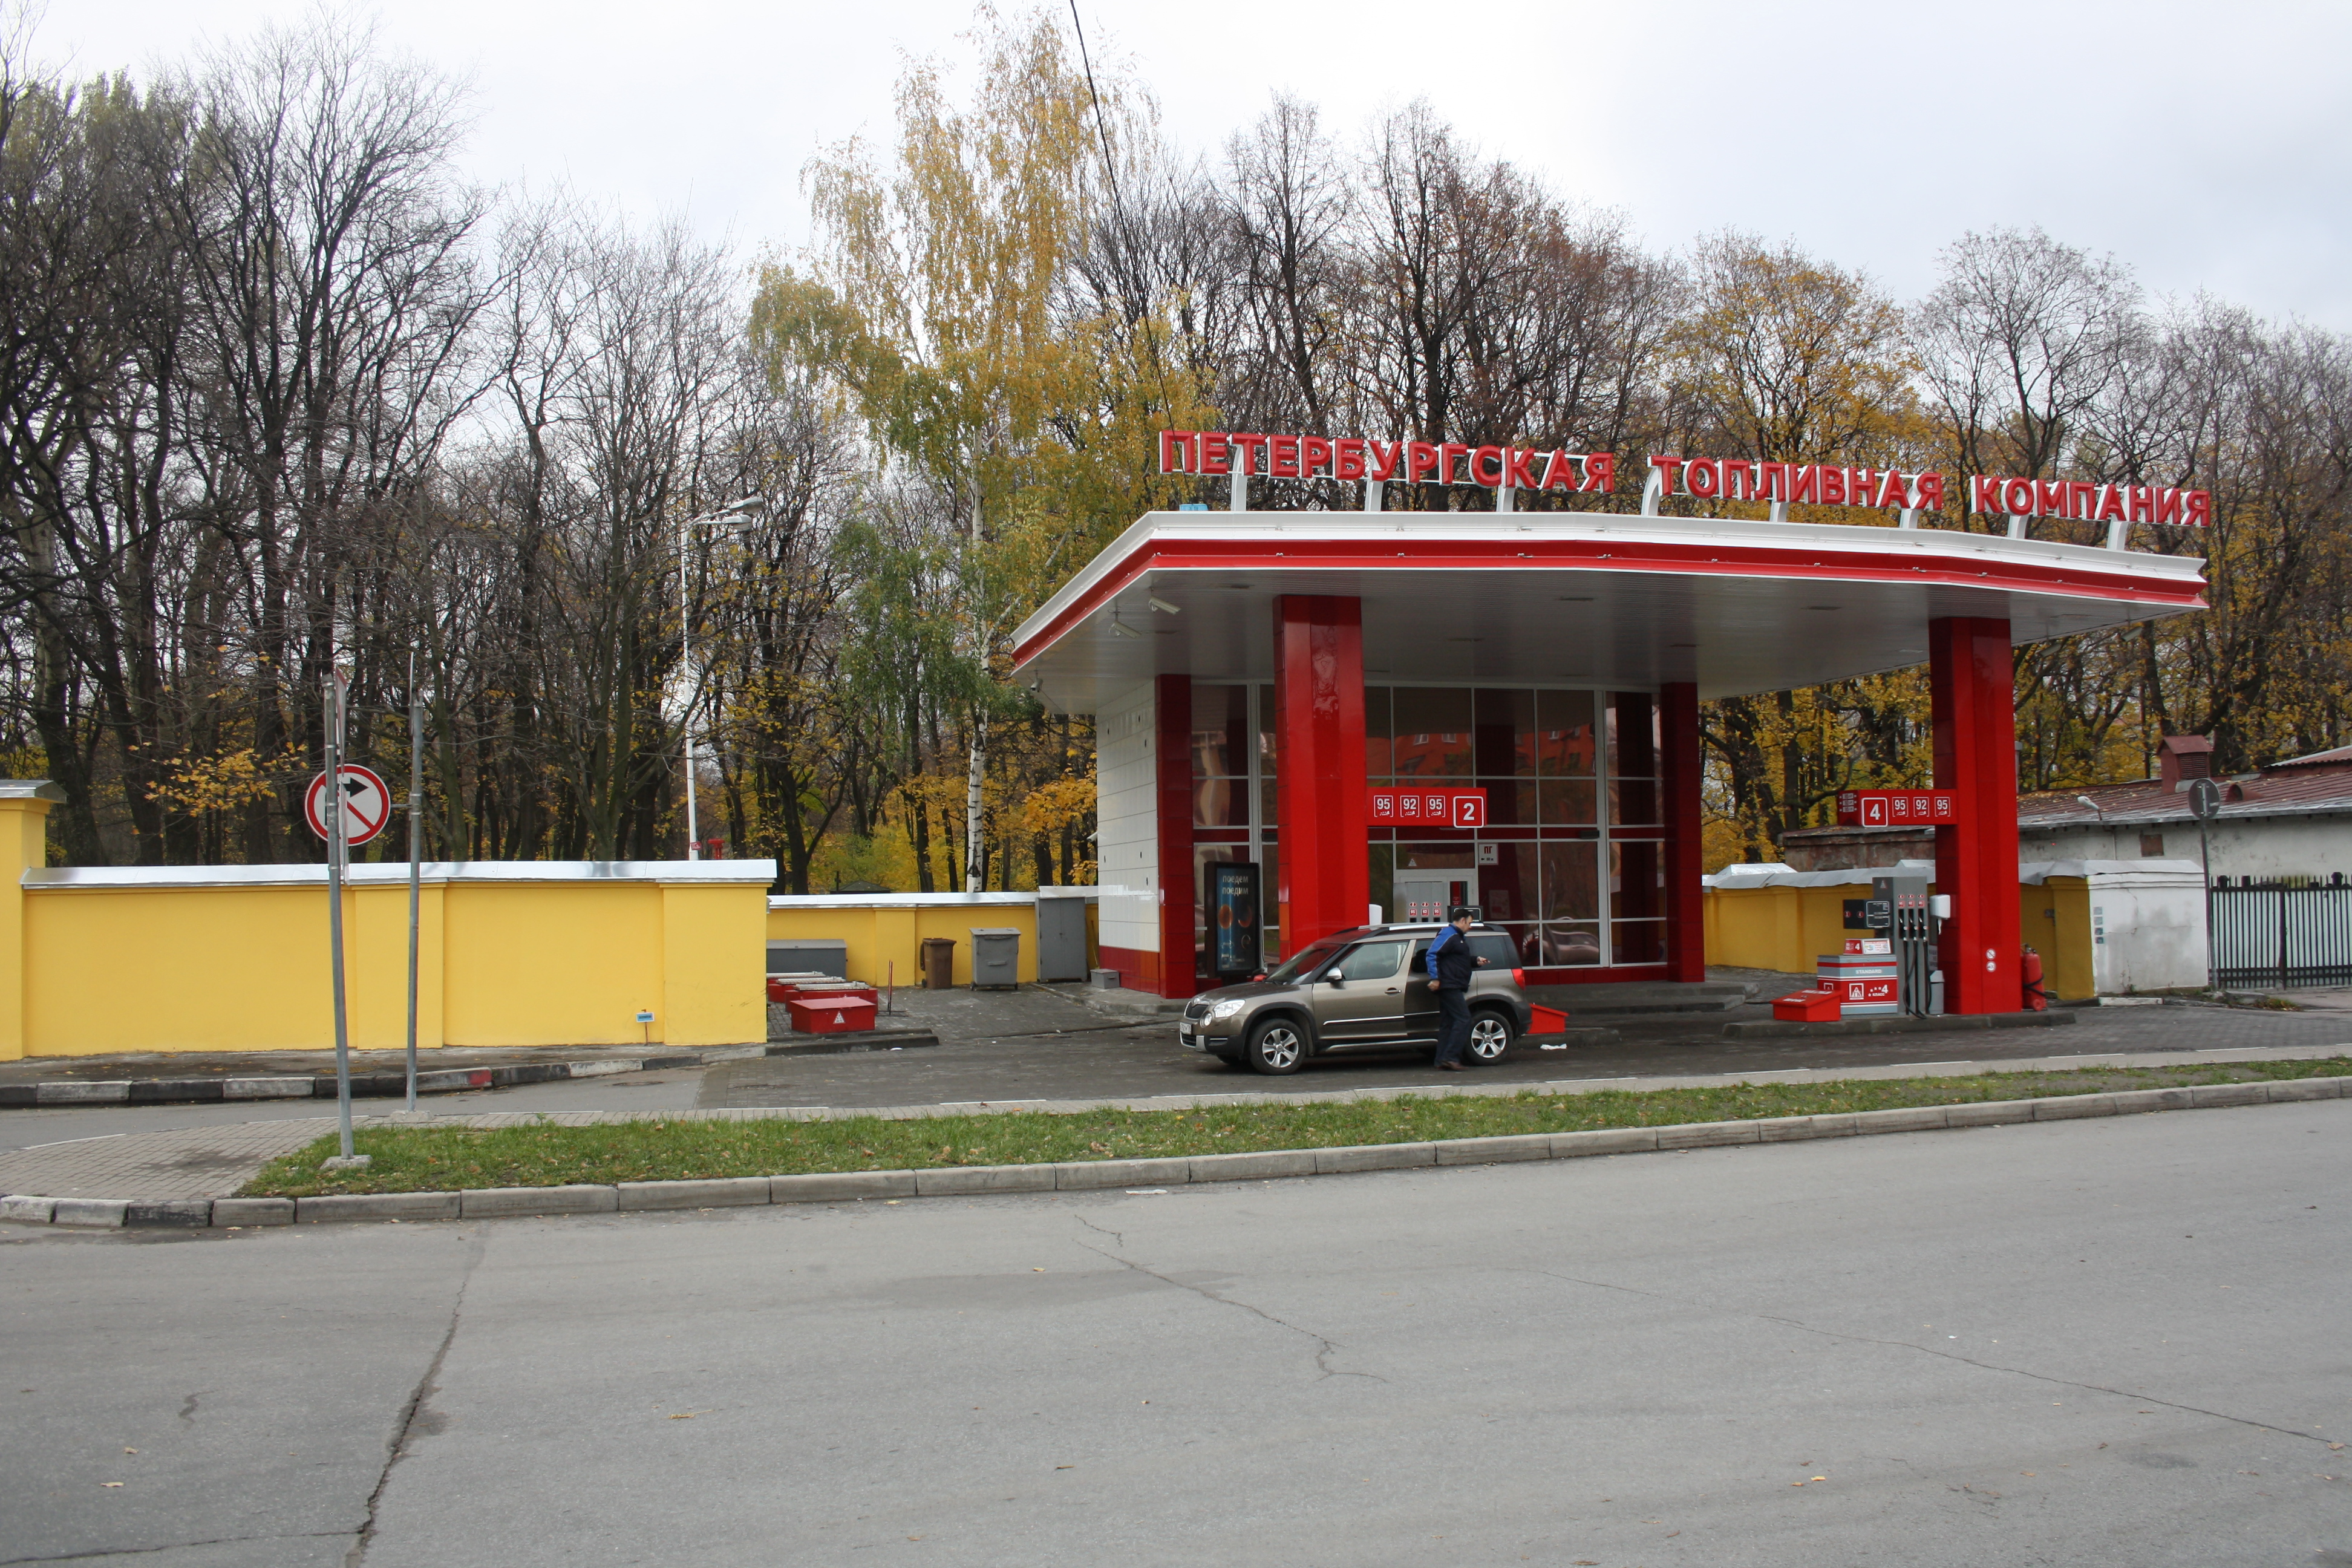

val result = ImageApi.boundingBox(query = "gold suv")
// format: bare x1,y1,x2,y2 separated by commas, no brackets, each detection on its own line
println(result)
1178,923,1530,1074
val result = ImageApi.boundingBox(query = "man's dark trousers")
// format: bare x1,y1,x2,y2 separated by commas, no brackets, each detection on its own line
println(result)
1434,987,1471,1067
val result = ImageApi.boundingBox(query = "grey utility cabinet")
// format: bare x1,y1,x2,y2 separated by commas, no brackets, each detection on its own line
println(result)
768,939,847,977
1035,892,1091,982
969,927,1021,990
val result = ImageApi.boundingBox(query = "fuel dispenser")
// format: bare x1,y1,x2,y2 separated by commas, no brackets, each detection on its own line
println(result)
1877,874,1938,1018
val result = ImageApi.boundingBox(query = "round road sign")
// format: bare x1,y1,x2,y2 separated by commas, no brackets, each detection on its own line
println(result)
305,764,393,847
2188,777,2223,822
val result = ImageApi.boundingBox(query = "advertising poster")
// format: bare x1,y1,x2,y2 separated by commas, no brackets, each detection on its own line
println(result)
1212,862,1260,977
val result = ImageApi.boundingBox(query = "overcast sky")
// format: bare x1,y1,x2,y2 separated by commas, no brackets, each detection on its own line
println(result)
31,0,2352,326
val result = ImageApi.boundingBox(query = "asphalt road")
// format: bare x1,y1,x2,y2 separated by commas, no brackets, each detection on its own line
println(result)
5,1100,2348,1566
700,998,2352,1109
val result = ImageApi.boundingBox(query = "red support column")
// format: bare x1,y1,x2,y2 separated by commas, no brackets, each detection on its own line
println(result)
1154,673,1197,999
1930,616,2022,1014
1273,596,1369,952
1660,682,1705,983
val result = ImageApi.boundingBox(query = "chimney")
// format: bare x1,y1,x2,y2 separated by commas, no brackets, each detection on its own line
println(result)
2158,733,2214,789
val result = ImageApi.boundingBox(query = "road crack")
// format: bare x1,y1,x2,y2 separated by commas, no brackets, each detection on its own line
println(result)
347,1227,487,1566
1070,1221,1382,1382
1522,1266,2339,1449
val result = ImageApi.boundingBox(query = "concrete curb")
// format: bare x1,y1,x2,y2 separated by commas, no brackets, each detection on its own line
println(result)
1723,1010,2077,1039
0,1030,940,1108
3,1076,2343,1232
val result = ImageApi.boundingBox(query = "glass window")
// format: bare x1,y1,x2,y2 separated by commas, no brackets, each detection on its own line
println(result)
1362,687,1391,778
1261,835,1279,960
1390,688,1474,778
1474,689,1536,777
1258,685,1278,777
1608,691,1658,779
1194,780,1247,828
1538,923,1603,966
1338,941,1407,981
1612,921,1667,965
1610,779,1659,827
1192,685,1249,779
1481,780,1536,826
1540,777,1597,825
1535,690,1597,776
1612,840,1664,921
1478,841,1541,924
1540,841,1601,924
1368,843,1393,923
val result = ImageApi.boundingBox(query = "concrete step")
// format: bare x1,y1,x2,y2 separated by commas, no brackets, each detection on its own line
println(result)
1527,982,1752,1017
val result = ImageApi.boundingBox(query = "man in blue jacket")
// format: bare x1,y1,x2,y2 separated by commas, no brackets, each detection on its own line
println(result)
1424,906,1487,1071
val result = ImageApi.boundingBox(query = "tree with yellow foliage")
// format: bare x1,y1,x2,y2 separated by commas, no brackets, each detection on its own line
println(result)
751,6,1209,889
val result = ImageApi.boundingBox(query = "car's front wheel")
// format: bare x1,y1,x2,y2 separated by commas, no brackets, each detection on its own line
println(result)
1466,1009,1515,1065
1244,1018,1307,1074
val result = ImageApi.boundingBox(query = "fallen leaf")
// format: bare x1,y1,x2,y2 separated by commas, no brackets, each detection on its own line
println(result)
123,1448,137,1455
102,1481,122,1488
1812,1475,1826,1481
669,1413,696,1420
2333,1443,2345,1452
1054,1465,1073,1471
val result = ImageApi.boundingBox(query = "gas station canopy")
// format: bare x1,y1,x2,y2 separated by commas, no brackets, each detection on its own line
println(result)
1012,511,2208,708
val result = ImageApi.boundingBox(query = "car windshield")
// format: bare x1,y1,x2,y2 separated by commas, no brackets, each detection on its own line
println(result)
1264,939,1350,984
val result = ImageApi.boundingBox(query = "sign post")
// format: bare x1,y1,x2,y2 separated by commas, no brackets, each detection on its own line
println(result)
2190,776,2222,992
405,663,425,1114
318,675,365,1169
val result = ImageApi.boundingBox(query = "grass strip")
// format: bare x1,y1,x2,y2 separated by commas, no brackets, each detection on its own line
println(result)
243,1057,2350,1198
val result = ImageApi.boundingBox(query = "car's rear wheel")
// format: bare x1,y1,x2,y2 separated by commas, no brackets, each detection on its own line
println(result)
1244,1018,1307,1074
1466,1009,1515,1065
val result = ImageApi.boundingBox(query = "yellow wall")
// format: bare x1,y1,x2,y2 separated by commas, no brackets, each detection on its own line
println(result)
1705,875,2096,1000
2,790,768,1059
766,901,1045,987
1704,883,1866,974
2019,877,2094,1001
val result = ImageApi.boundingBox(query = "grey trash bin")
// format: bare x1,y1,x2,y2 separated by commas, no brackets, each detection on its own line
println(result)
1035,893,1090,982
969,927,1021,990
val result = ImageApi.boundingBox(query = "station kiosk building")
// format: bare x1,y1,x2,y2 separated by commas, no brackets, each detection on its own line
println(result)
1010,434,2208,1011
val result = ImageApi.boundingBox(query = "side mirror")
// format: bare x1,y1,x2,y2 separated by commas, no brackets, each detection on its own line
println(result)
1324,969,1345,984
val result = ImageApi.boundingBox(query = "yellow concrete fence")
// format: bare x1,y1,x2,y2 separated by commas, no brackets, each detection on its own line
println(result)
1,783,773,1059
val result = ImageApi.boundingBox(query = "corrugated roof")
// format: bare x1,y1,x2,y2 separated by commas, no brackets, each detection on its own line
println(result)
2017,757,2352,828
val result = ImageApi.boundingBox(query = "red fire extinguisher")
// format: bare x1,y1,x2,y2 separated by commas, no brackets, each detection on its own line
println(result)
2020,948,2047,1011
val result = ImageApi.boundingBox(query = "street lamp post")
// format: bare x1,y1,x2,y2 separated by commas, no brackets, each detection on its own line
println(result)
679,499,760,859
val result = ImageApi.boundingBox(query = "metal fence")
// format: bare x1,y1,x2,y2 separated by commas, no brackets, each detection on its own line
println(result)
2211,881,2352,989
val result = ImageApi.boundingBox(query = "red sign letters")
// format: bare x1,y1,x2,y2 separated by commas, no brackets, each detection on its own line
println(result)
1154,428,2211,535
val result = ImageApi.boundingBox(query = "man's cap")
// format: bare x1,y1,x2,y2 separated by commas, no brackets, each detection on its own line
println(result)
1449,906,1474,923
